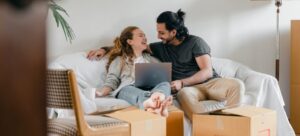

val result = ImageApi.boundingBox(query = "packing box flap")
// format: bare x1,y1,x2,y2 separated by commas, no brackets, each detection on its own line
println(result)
90,105,130,115
221,105,275,117
106,109,162,122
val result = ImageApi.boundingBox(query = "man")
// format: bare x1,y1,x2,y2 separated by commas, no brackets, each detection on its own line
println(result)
87,9,244,120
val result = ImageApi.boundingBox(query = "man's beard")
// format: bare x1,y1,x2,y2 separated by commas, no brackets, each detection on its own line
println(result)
163,35,176,44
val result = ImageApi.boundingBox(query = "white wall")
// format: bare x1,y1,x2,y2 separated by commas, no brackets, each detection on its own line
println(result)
47,0,300,116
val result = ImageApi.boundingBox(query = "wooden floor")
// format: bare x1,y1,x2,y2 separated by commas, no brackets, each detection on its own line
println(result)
297,134,300,136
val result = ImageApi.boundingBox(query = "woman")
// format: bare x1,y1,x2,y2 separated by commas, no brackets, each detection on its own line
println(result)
96,26,172,116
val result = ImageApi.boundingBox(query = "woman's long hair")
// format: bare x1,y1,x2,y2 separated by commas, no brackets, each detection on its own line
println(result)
106,26,138,71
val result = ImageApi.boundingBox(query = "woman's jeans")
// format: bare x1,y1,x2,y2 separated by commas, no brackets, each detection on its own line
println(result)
117,82,171,109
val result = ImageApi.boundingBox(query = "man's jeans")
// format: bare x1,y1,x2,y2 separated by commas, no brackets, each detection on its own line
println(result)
117,82,171,109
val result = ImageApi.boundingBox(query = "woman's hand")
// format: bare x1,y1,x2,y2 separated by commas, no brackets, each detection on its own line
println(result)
95,86,112,97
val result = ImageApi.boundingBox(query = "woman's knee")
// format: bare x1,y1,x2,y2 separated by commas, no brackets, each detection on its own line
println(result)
156,82,171,88
153,82,171,95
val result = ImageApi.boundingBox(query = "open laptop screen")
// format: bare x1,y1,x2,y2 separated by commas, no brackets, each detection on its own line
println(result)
135,63,172,90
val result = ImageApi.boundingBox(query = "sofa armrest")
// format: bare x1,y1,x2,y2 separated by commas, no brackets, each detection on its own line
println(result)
235,64,285,106
212,57,284,106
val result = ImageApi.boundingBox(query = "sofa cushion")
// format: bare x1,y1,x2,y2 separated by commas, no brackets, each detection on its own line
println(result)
211,57,241,78
48,52,107,88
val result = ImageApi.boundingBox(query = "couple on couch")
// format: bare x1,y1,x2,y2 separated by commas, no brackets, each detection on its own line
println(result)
87,9,244,118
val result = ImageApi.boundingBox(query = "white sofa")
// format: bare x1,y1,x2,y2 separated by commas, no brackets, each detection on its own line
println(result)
49,52,295,136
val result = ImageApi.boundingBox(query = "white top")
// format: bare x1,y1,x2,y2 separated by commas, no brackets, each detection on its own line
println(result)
134,55,150,64
131,55,150,84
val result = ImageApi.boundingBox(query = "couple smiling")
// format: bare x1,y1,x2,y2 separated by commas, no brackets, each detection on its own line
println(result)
87,9,244,118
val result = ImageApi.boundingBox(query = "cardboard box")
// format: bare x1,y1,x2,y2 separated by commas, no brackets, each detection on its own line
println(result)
167,106,184,136
192,106,276,136
113,105,184,136
107,108,166,136
290,20,300,133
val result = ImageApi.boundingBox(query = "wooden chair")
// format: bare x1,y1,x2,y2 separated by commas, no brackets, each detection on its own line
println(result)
46,69,130,136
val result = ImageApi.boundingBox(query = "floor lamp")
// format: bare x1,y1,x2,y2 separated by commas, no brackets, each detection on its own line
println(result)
275,0,282,80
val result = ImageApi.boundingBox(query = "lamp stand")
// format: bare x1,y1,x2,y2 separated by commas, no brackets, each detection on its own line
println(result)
275,0,282,80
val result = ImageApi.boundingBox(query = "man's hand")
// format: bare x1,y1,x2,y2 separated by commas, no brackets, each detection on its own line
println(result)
87,48,107,61
95,86,111,97
171,80,183,93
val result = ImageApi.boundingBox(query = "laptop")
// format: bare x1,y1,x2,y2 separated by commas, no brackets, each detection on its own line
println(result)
135,63,172,90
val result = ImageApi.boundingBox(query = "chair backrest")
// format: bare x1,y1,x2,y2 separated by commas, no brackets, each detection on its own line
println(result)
46,70,73,109
46,69,131,136
46,69,89,134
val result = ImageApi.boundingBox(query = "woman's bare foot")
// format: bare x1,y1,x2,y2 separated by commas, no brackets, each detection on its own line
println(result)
160,96,173,117
144,96,173,117
145,107,156,113
163,96,173,106
143,97,159,109
143,92,165,109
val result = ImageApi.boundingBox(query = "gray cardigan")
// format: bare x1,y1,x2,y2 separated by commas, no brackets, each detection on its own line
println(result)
103,53,160,97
